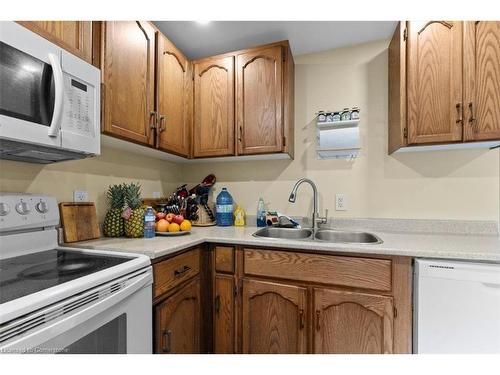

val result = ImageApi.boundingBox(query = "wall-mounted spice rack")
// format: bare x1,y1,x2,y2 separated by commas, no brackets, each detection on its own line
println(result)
316,108,361,160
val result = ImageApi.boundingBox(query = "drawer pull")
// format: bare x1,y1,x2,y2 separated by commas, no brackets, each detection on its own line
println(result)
316,310,321,331
174,265,191,277
162,329,172,353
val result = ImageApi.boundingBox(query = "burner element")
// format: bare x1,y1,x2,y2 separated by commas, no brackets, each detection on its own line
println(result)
18,259,98,279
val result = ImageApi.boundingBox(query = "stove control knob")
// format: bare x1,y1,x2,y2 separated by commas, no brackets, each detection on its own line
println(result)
15,201,31,215
35,200,49,214
0,202,10,216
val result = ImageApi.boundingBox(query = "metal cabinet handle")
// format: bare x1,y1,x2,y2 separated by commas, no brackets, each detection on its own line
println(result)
315,310,321,331
162,329,172,353
149,111,158,129
455,103,463,124
298,309,305,329
159,115,166,133
238,126,243,142
468,102,476,125
215,295,221,314
173,265,191,277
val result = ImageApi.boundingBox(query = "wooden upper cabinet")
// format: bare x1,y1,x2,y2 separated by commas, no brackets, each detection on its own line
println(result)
242,279,307,354
18,21,92,63
193,56,235,157
101,21,155,146
313,289,394,354
236,45,284,155
154,277,201,354
407,21,463,144
156,33,191,157
464,22,500,141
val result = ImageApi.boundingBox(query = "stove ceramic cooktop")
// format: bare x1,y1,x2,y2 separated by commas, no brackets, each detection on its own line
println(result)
0,249,133,304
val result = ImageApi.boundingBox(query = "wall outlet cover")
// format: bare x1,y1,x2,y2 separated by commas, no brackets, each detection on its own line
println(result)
73,190,89,202
152,192,161,198
335,193,347,211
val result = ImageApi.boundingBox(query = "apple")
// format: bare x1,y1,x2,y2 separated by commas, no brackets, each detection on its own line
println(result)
165,213,175,223
173,214,184,225
155,212,166,222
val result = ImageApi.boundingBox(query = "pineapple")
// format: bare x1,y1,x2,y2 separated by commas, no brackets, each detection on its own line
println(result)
103,184,125,237
123,182,145,238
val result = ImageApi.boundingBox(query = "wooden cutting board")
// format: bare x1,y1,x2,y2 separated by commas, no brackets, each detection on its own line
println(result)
59,202,100,243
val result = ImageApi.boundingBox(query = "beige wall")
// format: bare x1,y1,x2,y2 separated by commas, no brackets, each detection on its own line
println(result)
0,146,181,222
1,39,498,223
184,40,500,221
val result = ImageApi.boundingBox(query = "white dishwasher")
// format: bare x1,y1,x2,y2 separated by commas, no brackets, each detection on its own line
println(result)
414,259,500,353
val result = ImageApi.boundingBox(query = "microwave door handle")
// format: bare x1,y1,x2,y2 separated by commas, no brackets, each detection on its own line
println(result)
47,53,64,137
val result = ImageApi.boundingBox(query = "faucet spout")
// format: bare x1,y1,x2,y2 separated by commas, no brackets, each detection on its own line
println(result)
288,178,327,234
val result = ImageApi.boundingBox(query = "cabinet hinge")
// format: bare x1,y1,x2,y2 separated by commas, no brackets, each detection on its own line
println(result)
403,128,408,138
393,306,398,319
403,28,408,42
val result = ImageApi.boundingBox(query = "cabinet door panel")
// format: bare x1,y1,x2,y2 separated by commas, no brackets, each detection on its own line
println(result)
314,289,394,354
154,278,201,354
407,21,463,144
464,21,500,141
102,21,155,146
242,279,306,353
18,21,92,63
236,46,283,155
156,33,190,156
214,274,235,353
194,56,235,157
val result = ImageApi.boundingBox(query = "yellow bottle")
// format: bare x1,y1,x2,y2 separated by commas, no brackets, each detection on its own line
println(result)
234,205,245,226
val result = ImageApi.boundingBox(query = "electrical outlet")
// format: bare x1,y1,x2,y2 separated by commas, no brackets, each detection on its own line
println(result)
152,191,161,198
73,190,89,202
335,194,347,211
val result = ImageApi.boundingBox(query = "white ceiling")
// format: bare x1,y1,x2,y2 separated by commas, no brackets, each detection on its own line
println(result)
153,21,398,60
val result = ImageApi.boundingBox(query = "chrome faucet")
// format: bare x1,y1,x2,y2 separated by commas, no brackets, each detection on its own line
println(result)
288,178,328,234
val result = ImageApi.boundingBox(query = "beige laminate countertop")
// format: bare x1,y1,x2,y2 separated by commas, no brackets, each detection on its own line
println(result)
68,225,500,262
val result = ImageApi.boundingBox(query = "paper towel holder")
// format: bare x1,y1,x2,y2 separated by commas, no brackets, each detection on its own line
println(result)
316,110,361,160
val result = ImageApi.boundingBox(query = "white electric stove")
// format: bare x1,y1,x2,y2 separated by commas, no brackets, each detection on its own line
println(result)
0,193,153,354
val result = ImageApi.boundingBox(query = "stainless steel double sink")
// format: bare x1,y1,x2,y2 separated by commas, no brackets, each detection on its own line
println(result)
252,226,382,244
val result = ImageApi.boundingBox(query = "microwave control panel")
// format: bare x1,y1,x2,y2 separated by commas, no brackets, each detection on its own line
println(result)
63,75,95,138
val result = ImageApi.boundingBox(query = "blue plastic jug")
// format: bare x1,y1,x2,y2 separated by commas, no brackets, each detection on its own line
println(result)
216,188,234,226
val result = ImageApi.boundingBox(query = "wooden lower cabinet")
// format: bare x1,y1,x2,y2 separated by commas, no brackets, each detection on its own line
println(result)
241,279,307,354
154,277,201,354
313,288,394,354
213,274,236,353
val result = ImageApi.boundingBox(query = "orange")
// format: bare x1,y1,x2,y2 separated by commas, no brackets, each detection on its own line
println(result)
180,220,191,232
156,219,169,232
168,222,180,232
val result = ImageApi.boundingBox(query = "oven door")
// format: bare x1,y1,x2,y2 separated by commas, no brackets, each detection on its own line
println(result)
0,22,64,148
0,268,153,354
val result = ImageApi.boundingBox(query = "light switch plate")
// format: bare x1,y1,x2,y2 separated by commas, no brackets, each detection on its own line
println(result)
335,194,347,211
73,190,89,202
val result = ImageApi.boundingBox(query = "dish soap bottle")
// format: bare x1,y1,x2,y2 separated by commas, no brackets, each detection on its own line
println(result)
234,205,245,226
256,198,266,227
216,188,234,226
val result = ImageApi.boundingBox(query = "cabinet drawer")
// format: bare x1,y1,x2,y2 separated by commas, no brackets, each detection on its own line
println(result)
154,248,200,298
215,246,235,273
244,248,392,292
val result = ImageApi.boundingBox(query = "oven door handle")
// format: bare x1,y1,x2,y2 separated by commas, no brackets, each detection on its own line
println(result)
47,53,64,137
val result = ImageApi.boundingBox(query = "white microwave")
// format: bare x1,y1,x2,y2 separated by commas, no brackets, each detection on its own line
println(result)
0,22,100,163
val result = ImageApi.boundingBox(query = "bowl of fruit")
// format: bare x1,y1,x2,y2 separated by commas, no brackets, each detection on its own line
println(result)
155,212,192,236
